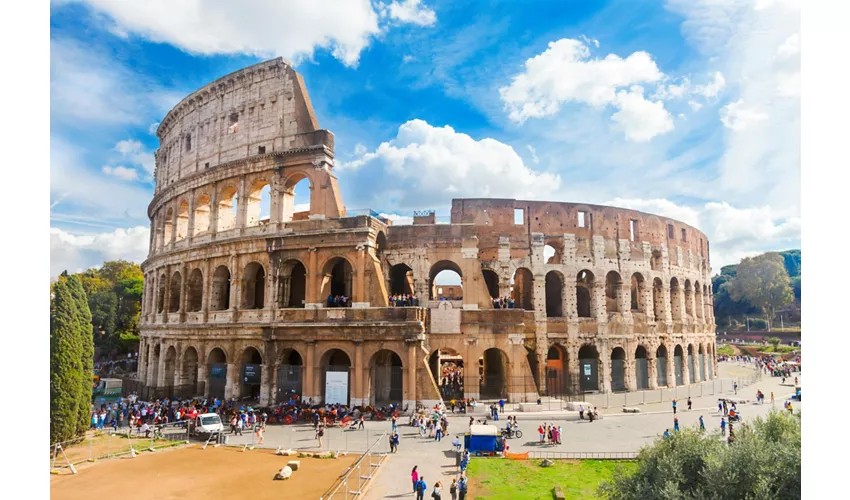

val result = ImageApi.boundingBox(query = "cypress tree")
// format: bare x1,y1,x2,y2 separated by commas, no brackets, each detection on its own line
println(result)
67,275,94,435
50,279,84,444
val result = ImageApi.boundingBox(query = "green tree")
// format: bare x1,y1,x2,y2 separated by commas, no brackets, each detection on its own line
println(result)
66,275,93,435
599,411,801,500
726,253,794,330
768,337,782,348
50,279,85,444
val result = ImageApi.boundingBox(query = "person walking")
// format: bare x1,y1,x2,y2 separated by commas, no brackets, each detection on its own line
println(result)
498,399,505,414
579,405,585,420
411,466,419,493
699,415,705,432
255,422,265,445
458,476,468,500
415,476,427,500
734,382,738,394
720,417,727,436
672,399,677,415
453,435,461,452
538,424,545,443
687,397,692,411
317,425,324,448
433,481,443,500
435,424,443,442
771,392,775,405
449,478,458,500
359,414,365,430
674,417,680,432
717,400,722,413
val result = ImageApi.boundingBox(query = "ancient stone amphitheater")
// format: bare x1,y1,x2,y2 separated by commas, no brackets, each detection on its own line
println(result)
137,58,717,408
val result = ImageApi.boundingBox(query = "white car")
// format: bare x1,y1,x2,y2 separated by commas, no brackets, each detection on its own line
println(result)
192,413,224,436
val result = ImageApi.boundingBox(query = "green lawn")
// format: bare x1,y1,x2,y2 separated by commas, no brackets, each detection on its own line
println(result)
468,459,636,500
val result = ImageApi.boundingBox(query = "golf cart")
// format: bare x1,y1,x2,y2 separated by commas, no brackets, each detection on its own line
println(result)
464,424,505,457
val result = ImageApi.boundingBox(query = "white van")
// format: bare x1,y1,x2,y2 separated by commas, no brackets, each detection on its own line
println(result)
192,413,224,436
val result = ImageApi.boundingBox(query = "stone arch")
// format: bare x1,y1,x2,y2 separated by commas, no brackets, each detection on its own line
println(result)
193,193,211,235
650,249,663,271
217,185,238,231
610,346,627,392
576,270,594,318
321,256,354,304
241,261,266,309
239,346,264,399
429,347,465,400
652,278,665,322
480,348,509,399
673,344,684,385
512,268,534,310
282,172,312,222
181,346,199,395
543,242,562,264
545,270,564,317
277,347,304,403
210,265,231,311
694,280,704,320
578,344,600,391
169,271,182,312
163,207,173,243
670,277,683,321
156,274,167,313
390,263,414,295
545,343,569,395
280,259,307,308
375,231,388,254
684,279,694,318
175,199,189,241
368,349,404,406
320,348,352,405
186,268,203,312
634,345,649,390
482,268,500,300
246,178,272,227
605,271,622,313
630,272,646,312
656,344,668,387
429,260,463,300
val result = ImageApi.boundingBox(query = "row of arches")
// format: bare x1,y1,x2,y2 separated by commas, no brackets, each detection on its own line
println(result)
154,173,312,251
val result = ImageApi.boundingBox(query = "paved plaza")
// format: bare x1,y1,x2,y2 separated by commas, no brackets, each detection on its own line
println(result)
222,361,800,498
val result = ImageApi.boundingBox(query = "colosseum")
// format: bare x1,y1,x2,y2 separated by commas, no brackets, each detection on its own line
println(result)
137,57,718,409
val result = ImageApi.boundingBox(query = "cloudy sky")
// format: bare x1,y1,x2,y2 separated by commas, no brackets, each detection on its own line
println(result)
50,0,800,277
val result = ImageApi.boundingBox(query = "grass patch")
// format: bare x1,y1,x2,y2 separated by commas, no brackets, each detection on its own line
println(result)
467,459,636,500
716,344,735,356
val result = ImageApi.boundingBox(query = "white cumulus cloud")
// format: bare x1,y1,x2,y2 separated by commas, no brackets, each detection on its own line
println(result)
101,165,140,181
776,32,800,58
114,139,155,175
719,99,768,131
381,0,437,27
688,100,703,111
50,226,150,278
610,86,674,142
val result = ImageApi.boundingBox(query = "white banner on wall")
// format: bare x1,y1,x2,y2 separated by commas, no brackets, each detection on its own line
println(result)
325,371,349,405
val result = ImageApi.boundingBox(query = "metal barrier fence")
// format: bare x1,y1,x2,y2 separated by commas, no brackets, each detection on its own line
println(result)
319,432,388,500
50,422,190,474
527,451,638,460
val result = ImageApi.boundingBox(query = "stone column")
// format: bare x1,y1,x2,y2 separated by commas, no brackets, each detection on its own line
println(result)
179,264,187,322
186,196,196,243
162,266,171,323
406,341,418,408
567,346,580,394
681,354,691,387
156,347,168,388
352,341,364,406
600,341,611,393
259,362,272,406
564,275,577,319
617,283,631,320
353,245,368,308
170,207,177,246
229,254,239,313
196,358,207,396
306,248,319,307
593,282,607,323
647,354,658,390
624,348,636,392
202,260,211,322
687,289,697,322
641,282,654,321
667,349,676,388
304,340,316,403
662,286,673,324
236,176,247,232
225,362,238,400
209,189,219,236
138,339,147,384
464,342,479,400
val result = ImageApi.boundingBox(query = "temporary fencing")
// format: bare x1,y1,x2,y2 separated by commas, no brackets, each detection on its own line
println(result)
319,432,388,500
527,451,638,460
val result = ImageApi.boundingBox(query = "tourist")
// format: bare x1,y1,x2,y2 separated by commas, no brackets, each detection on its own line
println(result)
453,435,461,452
663,429,670,438
499,398,505,413
674,417,680,432
687,397,692,411
436,423,443,442
720,417,727,436
449,478,458,500
433,481,443,500
699,415,705,432
588,410,595,423
538,424,545,443
411,466,419,493
415,476,427,500
672,399,677,415
579,405,585,420
771,392,775,405
317,424,324,448
734,382,738,394
255,422,264,445
458,476,468,500
717,400,722,413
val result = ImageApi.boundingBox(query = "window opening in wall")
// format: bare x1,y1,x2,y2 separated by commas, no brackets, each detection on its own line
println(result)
228,113,239,134
205,162,210,169
629,219,638,242
258,146,266,154
681,228,687,242
514,208,524,225
185,134,192,152
667,224,674,239
578,211,586,228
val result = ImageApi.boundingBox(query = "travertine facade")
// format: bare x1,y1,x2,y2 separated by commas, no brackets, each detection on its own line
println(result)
138,58,717,408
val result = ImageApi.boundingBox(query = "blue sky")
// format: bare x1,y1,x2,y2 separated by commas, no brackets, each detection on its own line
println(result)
49,0,800,277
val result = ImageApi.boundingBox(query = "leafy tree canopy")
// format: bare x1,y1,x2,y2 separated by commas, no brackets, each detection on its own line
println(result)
725,253,794,329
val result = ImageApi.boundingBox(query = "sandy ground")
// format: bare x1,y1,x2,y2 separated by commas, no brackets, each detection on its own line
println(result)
51,445,358,499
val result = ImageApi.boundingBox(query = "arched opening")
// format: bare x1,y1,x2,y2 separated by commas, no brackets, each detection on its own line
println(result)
282,175,311,222
606,271,622,313
546,344,569,396
246,180,271,227
630,273,645,312
169,271,182,313
277,349,304,403
175,200,189,241
670,278,683,321
376,232,388,254
163,207,173,244
543,244,560,264
512,268,534,310
482,269,500,300
279,260,307,308
390,263,414,295
576,270,594,318
429,348,464,400
698,344,706,381
156,275,166,313
164,346,177,394
241,262,266,309
430,260,462,300
694,281,703,321
321,349,351,405
369,350,404,406
656,345,668,387
688,344,696,383
217,186,238,232
207,347,227,400
545,271,564,317
578,345,600,392
650,249,663,271
479,348,509,400
240,347,263,400
181,347,199,396
634,346,649,390
684,280,694,318
193,193,211,235
150,344,161,389
322,257,354,306
673,345,684,385
186,269,203,312
652,278,664,322
610,347,626,392
210,265,231,311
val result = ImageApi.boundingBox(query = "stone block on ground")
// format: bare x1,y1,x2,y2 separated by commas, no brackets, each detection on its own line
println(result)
565,402,589,411
540,458,554,467
287,460,300,471
274,466,292,480
553,486,566,500
623,407,641,413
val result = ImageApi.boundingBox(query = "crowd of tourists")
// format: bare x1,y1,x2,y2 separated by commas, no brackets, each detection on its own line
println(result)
326,295,352,307
390,294,419,306
439,365,464,400
491,296,515,309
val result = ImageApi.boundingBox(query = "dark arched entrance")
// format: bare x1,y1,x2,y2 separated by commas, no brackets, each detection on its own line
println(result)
674,345,684,385
578,345,599,391
280,260,307,308
634,346,649,390
370,350,404,406
390,264,414,295
610,347,626,392
429,348,464,400
322,349,351,405
277,349,303,403
240,347,263,399
207,348,227,400
480,348,508,399
656,345,668,387
545,271,564,317
546,345,569,396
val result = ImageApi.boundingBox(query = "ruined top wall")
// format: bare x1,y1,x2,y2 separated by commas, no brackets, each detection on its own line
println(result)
450,198,711,271
153,57,324,193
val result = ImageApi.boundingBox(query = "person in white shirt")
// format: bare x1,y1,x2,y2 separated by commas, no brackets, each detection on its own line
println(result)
141,422,150,438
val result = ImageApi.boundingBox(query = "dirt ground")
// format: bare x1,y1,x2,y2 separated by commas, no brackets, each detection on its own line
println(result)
51,445,359,499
